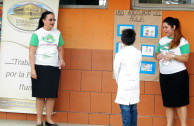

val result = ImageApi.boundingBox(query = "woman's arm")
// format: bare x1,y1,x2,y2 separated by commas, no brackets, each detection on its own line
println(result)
29,45,37,79
58,46,65,68
165,53,189,63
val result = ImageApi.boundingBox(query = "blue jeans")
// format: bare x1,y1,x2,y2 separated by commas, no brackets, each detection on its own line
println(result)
120,104,137,126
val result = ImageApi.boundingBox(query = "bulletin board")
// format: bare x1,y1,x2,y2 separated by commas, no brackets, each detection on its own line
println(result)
113,10,162,81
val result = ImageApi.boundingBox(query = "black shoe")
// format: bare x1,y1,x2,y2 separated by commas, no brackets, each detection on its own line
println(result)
45,121,58,126
36,122,43,126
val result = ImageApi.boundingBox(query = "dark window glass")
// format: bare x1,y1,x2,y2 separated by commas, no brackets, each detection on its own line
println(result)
139,0,162,3
60,0,99,5
139,0,191,4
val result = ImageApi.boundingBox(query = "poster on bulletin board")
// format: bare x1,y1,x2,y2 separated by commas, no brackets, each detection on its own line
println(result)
113,10,162,81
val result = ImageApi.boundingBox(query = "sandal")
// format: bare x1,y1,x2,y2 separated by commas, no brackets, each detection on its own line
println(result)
45,121,58,126
36,122,43,126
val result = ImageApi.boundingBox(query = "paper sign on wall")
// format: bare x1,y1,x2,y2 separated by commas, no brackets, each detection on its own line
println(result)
114,10,162,81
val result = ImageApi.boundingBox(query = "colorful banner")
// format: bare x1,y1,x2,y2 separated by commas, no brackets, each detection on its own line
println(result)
0,0,59,114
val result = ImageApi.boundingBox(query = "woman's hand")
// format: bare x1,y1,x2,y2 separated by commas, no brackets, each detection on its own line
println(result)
163,52,173,61
156,53,164,61
59,59,65,69
31,69,37,79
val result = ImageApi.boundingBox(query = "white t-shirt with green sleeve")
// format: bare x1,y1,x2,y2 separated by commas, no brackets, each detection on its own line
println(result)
156,36,190,74
30,28,64,67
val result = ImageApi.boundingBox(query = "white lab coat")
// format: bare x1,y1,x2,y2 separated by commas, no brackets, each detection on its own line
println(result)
114,46,142,105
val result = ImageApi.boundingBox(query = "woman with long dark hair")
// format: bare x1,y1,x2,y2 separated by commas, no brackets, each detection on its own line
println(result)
29,11,65,126
155,17,190,126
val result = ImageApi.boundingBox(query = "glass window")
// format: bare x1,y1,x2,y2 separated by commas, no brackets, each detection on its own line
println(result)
60,0,99,5
139,0,191,4
133,0,194,11
0,0,108,9
59,0,108,9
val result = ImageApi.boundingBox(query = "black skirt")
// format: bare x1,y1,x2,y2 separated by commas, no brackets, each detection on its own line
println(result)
160,69,189,107
31,65,60,98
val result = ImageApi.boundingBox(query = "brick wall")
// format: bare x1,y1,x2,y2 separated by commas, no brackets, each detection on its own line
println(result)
0,49,194,126
55,49,194,126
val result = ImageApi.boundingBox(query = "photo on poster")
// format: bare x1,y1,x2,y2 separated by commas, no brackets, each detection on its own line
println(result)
140,25,158,38
140,61,155,75
117,24,134,37
116,42,124,53
141,44,155,57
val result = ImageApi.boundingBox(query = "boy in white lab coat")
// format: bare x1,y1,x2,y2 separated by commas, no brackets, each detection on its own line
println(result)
114,29,142,126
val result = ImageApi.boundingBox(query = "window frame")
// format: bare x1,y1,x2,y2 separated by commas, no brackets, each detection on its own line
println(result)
132,0,194,11
59,4,108,9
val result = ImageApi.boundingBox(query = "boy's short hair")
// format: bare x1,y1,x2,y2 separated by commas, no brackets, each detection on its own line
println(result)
121,29,136,46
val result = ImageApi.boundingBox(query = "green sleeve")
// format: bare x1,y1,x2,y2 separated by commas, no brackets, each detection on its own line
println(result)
30,33,39,46
58,34,64,47
156,43,160,53
180,44,190,54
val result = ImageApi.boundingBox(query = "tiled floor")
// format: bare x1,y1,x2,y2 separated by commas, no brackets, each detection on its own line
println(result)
0,119,104,126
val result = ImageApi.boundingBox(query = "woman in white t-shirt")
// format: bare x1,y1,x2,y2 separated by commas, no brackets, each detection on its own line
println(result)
155,17,190,126
29,11,65,126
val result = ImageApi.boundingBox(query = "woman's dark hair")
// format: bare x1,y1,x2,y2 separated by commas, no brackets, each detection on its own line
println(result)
163,17,183,49
121,29,136,46
37,11,54,30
